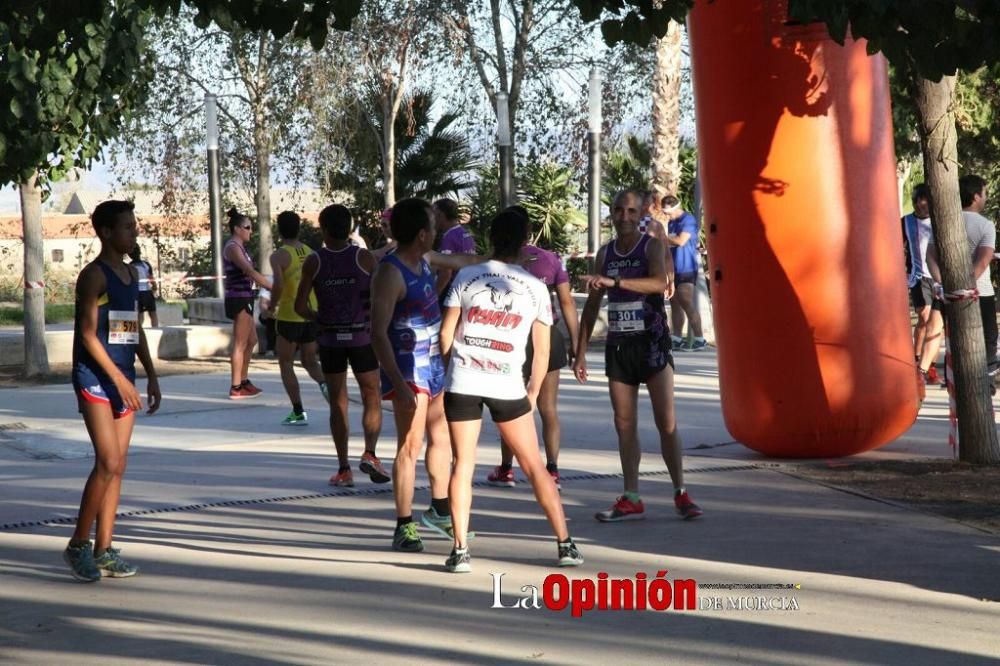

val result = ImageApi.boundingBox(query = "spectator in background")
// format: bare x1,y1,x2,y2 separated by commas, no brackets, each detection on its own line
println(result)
433,198,476,300
901,184,943,385
128,246,158,328
928,174,997,370
662,195,706,351
223,208,271,400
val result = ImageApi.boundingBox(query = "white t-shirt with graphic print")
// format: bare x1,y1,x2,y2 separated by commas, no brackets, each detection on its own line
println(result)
443,260,552,400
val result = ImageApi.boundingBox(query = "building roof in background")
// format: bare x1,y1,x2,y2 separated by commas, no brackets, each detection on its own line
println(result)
0,214,213,240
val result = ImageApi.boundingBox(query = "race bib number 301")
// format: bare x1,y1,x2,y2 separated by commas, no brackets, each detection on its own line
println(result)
608,301,645,333
108,310,140,345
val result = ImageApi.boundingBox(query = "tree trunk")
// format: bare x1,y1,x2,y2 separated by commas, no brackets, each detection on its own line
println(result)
915,75,1000,463
20,175,49,377
383,98,396,208
651,21,684,197
255,139,273,277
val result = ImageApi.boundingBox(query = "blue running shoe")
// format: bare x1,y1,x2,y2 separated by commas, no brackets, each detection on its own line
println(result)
63,541,101,582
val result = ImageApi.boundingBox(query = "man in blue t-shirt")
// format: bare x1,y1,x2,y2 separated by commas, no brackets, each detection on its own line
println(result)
663,195,706,351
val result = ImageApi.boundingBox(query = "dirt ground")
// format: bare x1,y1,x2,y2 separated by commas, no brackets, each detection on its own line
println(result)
3,358,998,534
784,459,1000,534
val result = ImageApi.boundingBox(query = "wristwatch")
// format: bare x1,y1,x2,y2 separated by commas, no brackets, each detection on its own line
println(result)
613,275,621,289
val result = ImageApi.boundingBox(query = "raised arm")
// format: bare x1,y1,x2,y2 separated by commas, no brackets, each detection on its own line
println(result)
424,250,486,271
580,237,669,295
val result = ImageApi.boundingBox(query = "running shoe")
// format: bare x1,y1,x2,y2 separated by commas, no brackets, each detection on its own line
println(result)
93,545,138,578
392,522,424,552
487,465,516,487
320,381,330,404
359,451,391,484
686,338,708,352
671,336,685,351
281,411,308,426
557,539,584,567
228,385,260,400
421,506,454,539
926,366,940,385
674,491,704,520
329,469,354,487
242,380,262,396
595,496,645,522
63,541,101,582
445,547,472,573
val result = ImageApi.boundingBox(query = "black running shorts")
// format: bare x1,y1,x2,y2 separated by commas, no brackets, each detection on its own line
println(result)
138,291,157,313
319,343,379,375
225,296,255,320
605,336,674,386
910,277,943,312
675,271,698,285
444,391,532,423
521,325,568,380
277,320,318,344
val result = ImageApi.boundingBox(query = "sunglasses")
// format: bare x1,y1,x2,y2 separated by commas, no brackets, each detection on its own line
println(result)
239,225,252,231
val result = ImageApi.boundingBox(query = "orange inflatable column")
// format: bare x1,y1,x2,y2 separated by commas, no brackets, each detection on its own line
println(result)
687,0,919,457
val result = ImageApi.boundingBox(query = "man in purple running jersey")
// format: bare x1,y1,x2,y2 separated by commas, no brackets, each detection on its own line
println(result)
574,190,703,524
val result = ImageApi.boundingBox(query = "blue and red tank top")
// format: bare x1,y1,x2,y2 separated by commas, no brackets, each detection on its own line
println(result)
380,253,444,396
601,234,668,344
223,239,255,298
314,245,371,348
73,261,139,378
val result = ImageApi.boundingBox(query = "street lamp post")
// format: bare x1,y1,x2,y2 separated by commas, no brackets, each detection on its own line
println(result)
587,67,603,272
496,91,513,209
205,93,224,299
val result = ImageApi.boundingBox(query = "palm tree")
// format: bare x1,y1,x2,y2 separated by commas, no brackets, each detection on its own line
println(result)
651,21,684,196
323,87,478,241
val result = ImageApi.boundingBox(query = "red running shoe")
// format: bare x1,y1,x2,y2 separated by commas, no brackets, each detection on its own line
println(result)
241,380,262,396
487,466,516,487
229,385,260,400
595,496,645,522
360,451,391,484
674,491,703,520
926,366,941,385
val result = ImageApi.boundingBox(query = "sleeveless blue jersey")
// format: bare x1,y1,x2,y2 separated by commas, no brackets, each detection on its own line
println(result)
73,262,139,380
379,254,444,397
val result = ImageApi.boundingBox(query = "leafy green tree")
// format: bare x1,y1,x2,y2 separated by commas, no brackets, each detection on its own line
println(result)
114,9,318,275
0,1,153,376
602,135,652,203
324,89,478,239
437,0,602,163
466,160,585,254
518,162,587,254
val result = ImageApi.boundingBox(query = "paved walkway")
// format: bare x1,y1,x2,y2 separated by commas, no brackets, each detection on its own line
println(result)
0,350,997,664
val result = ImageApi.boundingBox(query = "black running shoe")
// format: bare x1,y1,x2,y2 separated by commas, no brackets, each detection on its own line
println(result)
445,547,471,573
557,538,584,567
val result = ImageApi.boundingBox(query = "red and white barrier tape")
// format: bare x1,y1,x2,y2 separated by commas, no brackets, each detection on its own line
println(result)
24,280,45,289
